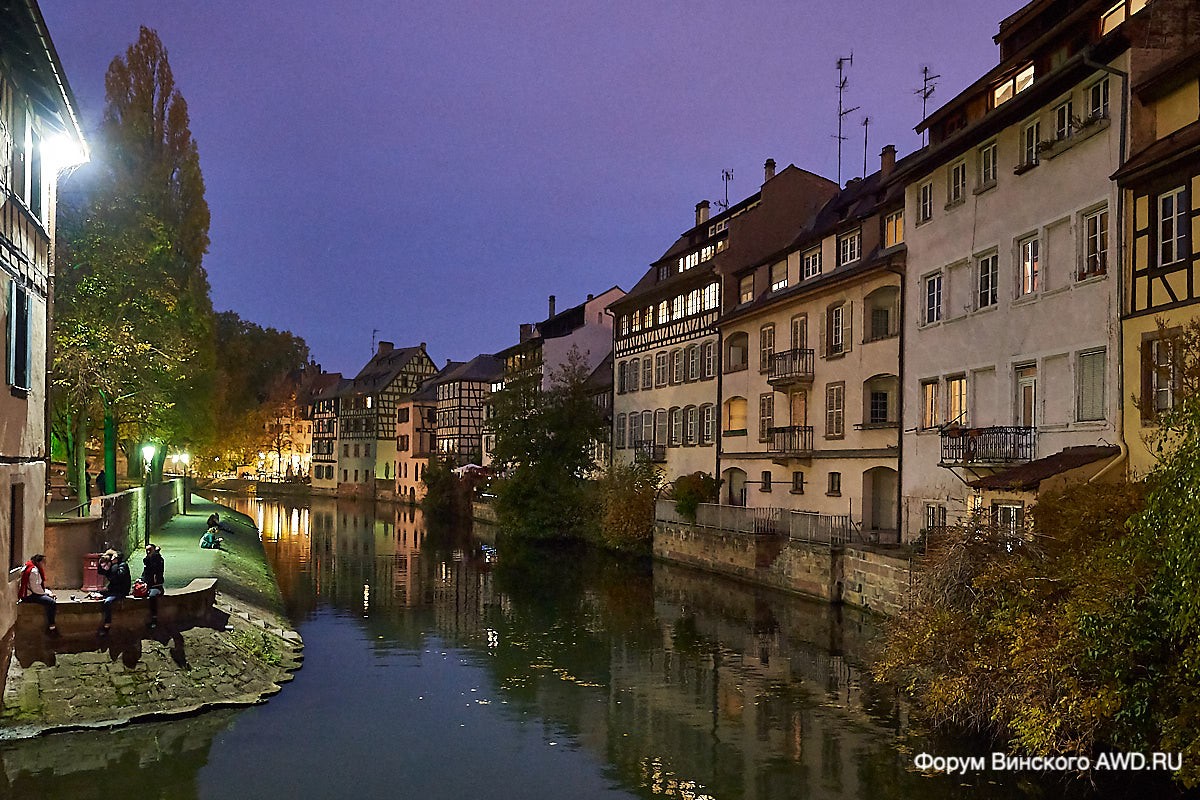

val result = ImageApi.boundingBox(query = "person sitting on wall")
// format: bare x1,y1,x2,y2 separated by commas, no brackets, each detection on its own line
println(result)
206,512,233,533
141,544,165,629
96,549,131,635
199,527,224,550
18,554,57,633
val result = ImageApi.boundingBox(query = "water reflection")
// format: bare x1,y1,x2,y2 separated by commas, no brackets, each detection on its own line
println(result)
0,497,1152,799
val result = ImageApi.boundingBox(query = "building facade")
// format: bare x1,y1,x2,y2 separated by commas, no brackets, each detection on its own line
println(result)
435,354,503,467
897,0,1134,540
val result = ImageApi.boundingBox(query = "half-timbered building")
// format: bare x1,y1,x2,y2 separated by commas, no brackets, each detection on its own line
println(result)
609,162,837,484
435,354,503,467
309,375,344,494
396,361,461,504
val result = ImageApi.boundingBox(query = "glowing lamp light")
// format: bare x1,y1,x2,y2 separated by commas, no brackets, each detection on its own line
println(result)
180,453,190,466
142,443,157,466
40,133,88,171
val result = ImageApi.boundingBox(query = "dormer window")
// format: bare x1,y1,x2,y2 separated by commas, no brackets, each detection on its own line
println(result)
993,63,1035,108
837,230,861,266
739,275,754,304
1101,0,1146,35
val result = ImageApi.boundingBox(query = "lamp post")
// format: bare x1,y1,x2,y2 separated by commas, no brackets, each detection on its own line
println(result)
180,452,191,514
142,443,157,546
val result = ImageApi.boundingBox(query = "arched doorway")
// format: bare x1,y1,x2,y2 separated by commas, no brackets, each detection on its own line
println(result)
862,466,898,533
723,467,747,507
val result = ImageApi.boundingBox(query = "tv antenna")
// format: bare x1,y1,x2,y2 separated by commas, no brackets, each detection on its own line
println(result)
717,168,734,211
835,53,859,185
371,328,380,356
861,116,871,179
915,65,940,145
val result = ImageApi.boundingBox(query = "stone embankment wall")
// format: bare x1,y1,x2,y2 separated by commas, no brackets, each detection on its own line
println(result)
653,521,914,615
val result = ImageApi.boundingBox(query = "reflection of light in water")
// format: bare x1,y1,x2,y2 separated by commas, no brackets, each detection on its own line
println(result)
291,508,299,533
486,628,499,649
640,757,715,800
363,583,370,614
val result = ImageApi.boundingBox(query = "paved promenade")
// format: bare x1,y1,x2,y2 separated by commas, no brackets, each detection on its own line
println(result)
0,496,302,739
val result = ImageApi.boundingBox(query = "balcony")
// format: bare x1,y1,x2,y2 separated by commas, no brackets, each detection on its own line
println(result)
633,442,667,463
767,425,814,457
768,348,815,386
940,426,1036,466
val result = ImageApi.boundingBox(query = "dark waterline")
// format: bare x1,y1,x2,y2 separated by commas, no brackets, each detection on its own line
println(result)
0,497,1160,799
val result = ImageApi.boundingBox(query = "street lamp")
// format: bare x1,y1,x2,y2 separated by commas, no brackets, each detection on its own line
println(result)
142,443,157,546
180,452,191,514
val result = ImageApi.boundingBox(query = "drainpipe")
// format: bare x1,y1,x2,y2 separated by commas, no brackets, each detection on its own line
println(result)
885,258,906,538
1083,54,1129,482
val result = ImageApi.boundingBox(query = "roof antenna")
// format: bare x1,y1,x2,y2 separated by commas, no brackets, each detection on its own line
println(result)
835,53,859,186
371,328,379,356
914,65,940,145
861,116,870,179
717,168,734,211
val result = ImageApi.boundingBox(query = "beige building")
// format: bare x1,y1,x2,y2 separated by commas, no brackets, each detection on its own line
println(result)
1116,13,1200,475
897,0,1133,540
718,150,904,539
0,1,86,658
610,162,838,483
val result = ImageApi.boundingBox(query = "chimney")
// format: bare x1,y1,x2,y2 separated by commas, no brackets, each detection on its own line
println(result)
378,341,394,355
764,158,776,182
586,293,594,301
880,144,896,179
695,200,710,226
548,295,556,317
519,323,534,343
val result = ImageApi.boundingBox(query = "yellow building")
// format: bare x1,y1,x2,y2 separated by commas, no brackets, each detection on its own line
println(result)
1117,35,1200,475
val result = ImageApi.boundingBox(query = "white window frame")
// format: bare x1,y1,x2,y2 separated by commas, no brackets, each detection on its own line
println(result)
770,261,788,292
1159,186,1188,267
802,247,822,280
918,181,933,223
977,253,998,309
1054,99,1074,140
1021,120,1041,167
884,210,904,248
837,230,862,266
924,273,943,324
1077,348,1106,422
979,141,997,185
1083,208,1108,277
1087,77,1109,120
947,160,966,204
1019,236,1040,295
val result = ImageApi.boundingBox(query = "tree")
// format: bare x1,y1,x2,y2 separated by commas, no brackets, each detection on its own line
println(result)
487,347,606,539
54,27,213,496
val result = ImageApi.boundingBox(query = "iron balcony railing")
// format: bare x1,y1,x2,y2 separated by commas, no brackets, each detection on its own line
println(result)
633,441,667,463
940,426,1037,465
767,425,814,456
768,348,816,385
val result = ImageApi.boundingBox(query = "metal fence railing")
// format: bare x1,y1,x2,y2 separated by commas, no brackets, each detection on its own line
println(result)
656,499,886,545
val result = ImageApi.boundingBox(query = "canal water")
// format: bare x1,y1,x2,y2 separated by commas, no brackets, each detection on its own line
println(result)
0,497,1159,799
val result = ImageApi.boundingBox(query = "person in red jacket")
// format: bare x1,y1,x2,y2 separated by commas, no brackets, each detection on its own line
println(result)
18,554,56,632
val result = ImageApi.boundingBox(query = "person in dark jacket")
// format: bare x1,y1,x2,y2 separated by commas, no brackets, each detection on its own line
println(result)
97,549,131,634
141,544,165,629
95,469,107,497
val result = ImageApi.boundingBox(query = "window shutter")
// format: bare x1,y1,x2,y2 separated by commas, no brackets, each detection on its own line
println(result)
6,280,14,387
1140,342,1155,421
818,310,827,358
844,303,854,352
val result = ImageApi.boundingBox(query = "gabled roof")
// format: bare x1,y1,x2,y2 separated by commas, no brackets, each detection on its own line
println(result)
968,445,1121,491
0,0,87,153
350,344,428,394
412,361,465,402
443,354,504,384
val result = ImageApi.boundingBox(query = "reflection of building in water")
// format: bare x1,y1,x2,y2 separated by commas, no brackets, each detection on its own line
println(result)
422,541,495,642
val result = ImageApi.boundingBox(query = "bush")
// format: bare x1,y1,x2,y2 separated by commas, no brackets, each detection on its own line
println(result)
596,461,662,553
672,472,721,522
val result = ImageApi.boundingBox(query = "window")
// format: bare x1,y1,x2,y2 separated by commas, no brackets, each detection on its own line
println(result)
978,254,998,308
1019,236,1040,294
6,280,31,392
686,345,700,381
702,342,715,378
684,406,698,445
921,381,938,429
869,391,889,424
759,325,775,371
802,247,822,279
825,383,844,438
700,404,715,444
947,160,966,204
343,444,350,457
923,503,947,533
924,273,942,323
1077,349,1106,422
884,210,904,247
726,333,748,371
655,352,669,386
1088,77,1109,120
739,275,754,304
671,349,683,384
994,503,1023,536
669,408,683,447
642,356,653,389
672,295,684,319
1083,208,1108,277
918,181,933,223
702,282,719,310
1101,1,1126,34
946,376,967,426
643,307,654,329
655,409,668,446
827,472,842,496
627,361,639,393
760,471,772,492
619,315,629,337
770,260,788,292
686,289,701,316
641,411,653,446
364,444,371,458
658,300,670,325
631,310,642,332
828,304,845,355
1146,336,1177,416
1021,120,1040,167
838,230,862,266
617,361,627,394
979,142,997,185
1159,186,1188,267
759,393,774,441
791,472,805,493
993,63,1034,107
1054,99,1074,140
790,314,808,350
724,397,747,434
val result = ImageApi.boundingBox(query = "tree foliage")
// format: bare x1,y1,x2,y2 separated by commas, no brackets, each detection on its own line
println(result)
597,460,662,553
672,471,721,522
487,347,605,540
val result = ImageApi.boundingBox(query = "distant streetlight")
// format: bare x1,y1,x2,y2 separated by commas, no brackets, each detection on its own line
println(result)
142,443,157,546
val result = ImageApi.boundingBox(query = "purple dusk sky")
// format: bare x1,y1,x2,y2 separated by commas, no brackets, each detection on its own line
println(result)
41,1,1015,376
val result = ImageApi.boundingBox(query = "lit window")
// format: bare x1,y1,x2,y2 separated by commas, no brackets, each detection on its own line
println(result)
884,211,904,247
1015,64,1035,94
658,300,670,325
979,142,997,185
672,294,684,319
921,381,938,429
1159,186,1188,267
686,289,700,316
702,282,720,310
838,230,862,266
918,181,933,223
1019,236,1040,294
924,273,942,323
946,376,967,426
1101,1,1125,34
1083,208,1108,277
993,63,1034,106
978,254,998,308
724,397,747,433
770,260,788,292
802,247,822,279
739,275,754,304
